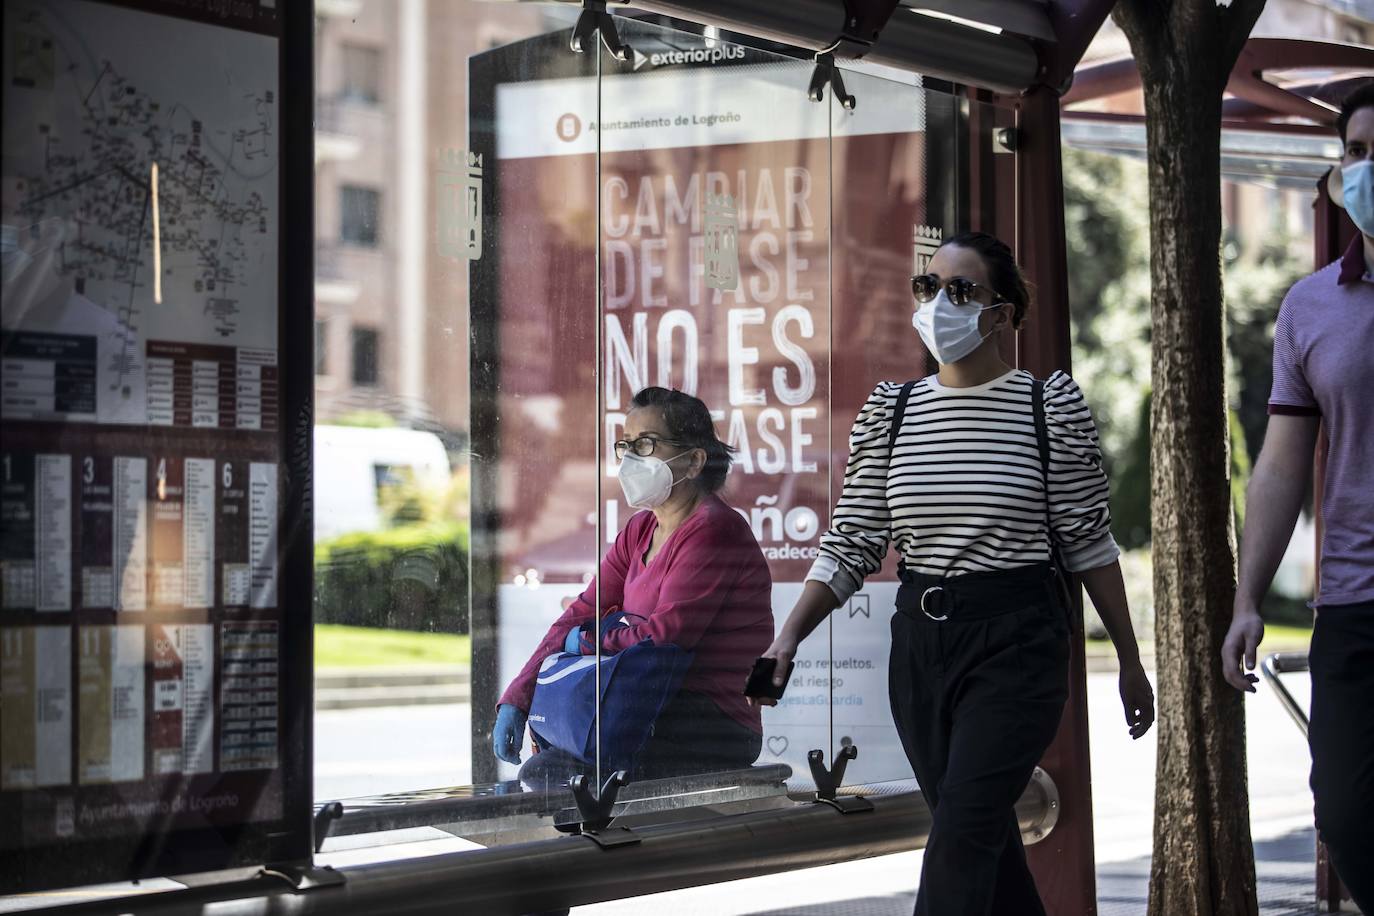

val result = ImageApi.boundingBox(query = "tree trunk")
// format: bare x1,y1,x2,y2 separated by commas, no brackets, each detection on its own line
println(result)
1112,4,1266,915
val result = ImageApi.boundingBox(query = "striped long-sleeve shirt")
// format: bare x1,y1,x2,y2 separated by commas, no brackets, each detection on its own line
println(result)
807,369,1120,604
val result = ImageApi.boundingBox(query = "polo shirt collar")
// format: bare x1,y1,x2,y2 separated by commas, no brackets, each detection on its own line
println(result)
1337,233,1368,285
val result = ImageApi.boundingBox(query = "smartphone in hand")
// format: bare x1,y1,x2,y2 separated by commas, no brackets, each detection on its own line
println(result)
743,656,794,700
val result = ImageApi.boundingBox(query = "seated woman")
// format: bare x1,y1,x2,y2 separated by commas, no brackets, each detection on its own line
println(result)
493,387,774,786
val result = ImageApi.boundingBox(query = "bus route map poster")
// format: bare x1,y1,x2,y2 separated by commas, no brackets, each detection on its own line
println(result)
1,0,310,892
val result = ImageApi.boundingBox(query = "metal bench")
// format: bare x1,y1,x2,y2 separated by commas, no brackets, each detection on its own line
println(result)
315,763,795,845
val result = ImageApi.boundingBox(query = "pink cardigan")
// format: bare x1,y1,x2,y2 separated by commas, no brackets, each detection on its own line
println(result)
500,494,774,733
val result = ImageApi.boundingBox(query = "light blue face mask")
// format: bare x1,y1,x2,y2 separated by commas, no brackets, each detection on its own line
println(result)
1342,160,1374,236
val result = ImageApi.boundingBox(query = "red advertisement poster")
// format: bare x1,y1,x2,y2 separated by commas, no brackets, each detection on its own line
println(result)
475,35,962,784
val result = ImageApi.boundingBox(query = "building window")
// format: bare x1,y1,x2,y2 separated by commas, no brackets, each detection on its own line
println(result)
340,185,380,247
315,319,328,376
352,327,380,386
340,43,382,104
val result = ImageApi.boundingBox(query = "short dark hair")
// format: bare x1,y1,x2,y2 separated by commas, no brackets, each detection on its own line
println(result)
1338,79,1374,145
628,387,737,493
940,231,1032,329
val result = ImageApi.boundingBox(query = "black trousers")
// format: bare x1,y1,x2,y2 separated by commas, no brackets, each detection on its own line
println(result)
889,563,1070,916
1309,601,1374,913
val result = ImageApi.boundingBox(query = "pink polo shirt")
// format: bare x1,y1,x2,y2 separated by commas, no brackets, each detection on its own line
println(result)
1269,234,1374,606
499,494,774,733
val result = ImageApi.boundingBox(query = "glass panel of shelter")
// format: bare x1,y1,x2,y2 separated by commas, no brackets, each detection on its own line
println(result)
310,0,606,848
1,0,307,889
587,16,836,811
0,0,1019,883
823,64,967,788
478,15,605,812
307,0,998,850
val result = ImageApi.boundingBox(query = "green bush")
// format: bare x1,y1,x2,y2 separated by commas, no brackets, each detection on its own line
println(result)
1262,591,1315,629
314,521,469,634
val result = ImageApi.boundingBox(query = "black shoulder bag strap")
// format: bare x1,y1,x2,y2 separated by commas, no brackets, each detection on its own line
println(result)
1033,379,1076,614
886,380,917,575
887,380,917,452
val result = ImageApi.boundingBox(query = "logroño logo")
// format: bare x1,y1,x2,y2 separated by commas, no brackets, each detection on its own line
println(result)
556,113,582,143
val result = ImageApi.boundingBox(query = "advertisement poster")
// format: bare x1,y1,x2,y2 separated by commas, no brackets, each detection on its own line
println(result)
477,31,957,787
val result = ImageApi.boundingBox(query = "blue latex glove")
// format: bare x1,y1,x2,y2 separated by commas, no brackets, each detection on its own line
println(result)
493,704,527,765
563,626,584,655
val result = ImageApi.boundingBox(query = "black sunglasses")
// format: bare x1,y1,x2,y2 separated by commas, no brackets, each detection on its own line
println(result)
911,273,1005,306
613,435,690,460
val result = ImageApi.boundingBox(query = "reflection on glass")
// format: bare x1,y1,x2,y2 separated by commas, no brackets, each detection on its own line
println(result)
823,65,962,787
306,1,982,850
469,15,601,801
2,0,293,887
310,1,588,828
591,18,833,791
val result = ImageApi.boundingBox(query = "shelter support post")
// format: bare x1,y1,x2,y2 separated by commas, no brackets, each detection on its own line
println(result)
1311,176,1354,914
1008,86,1100,915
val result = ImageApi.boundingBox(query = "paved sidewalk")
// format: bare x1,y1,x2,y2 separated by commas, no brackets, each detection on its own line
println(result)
2,669,1319,914
1098,826,1322,916
575,671,1320,916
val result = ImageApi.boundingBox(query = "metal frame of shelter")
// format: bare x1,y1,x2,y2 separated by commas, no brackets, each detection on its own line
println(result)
13,1,1370,913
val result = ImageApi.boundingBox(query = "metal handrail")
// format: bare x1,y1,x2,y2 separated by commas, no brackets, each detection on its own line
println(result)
36,775,1059,915
1260,651,1310,738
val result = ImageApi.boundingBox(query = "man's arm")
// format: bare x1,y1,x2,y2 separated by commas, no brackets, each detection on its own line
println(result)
1221,413,1320,691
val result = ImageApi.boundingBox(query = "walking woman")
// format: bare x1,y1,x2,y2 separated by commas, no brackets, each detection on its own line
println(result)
756,232,1155,915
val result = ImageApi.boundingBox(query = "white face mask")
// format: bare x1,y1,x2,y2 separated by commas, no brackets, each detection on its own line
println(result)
912,289,1001,365
617,451,689,509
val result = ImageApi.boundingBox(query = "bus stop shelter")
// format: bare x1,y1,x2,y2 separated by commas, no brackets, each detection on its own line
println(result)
0,1,1366,913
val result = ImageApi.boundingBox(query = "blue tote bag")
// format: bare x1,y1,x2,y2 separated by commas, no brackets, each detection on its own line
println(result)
527,611,693,773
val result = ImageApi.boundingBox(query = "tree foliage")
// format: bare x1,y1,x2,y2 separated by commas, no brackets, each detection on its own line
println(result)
1062,155,1305,547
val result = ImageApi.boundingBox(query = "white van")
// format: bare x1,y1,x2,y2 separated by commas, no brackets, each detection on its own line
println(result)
313,425,451,540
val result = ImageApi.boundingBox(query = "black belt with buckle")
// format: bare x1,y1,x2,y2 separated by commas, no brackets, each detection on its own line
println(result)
896,562,1056,623
918,585,949,621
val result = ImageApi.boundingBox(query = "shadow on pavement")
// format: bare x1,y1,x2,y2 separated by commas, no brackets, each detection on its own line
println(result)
1097,825,1321,916
737,826,1323,916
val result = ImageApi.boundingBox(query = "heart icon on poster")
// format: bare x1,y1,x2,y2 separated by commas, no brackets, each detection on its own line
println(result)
767,736,789,757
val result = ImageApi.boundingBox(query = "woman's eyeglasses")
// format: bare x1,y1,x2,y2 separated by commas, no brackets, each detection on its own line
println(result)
614,435,688,460
911,274,1004,306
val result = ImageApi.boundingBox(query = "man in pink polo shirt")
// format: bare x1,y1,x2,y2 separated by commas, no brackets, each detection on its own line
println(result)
1222,81,1374,911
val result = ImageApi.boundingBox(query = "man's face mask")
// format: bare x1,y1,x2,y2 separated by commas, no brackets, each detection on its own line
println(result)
1342,160,1374,237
